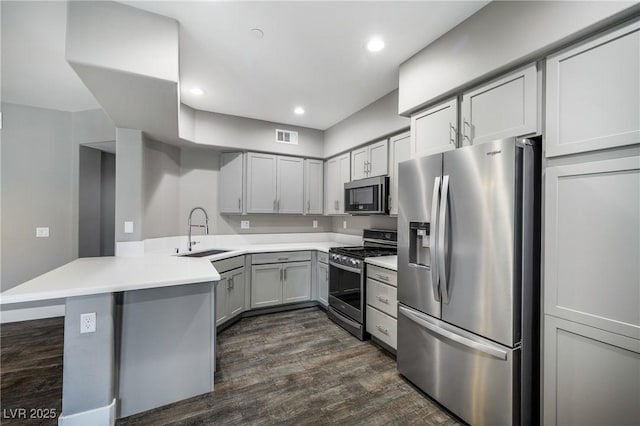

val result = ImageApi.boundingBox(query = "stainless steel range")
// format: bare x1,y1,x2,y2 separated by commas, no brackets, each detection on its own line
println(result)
328,229,397,340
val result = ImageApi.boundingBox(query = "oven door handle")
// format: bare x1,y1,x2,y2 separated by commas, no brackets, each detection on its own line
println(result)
329,260,361,274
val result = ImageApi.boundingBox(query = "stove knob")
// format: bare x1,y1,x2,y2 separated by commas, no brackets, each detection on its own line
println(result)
350,259,357,266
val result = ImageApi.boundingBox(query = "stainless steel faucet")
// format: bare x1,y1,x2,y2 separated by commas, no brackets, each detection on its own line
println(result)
188,207,209,251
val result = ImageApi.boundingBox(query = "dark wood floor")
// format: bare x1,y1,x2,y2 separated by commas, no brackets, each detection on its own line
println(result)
1,307,459,425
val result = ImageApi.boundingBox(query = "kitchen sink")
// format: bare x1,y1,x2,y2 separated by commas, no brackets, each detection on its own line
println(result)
180,249,229,258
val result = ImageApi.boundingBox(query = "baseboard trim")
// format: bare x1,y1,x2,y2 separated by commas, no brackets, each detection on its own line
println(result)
58,398,116,426
0,303,65,323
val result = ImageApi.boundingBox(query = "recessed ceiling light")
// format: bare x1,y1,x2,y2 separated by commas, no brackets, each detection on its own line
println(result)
294,107,305,115
367,38,385,52
250,28,264,39
190,87,205,96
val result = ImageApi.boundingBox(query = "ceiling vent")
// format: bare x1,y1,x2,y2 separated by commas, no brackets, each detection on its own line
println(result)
275,129,298,145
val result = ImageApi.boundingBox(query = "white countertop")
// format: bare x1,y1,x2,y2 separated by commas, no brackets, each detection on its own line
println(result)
0,256,220,305
1,238,353,305
183,241,348,262
365,255,398,271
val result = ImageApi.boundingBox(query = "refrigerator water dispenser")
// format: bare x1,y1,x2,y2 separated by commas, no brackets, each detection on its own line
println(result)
409,222,431,267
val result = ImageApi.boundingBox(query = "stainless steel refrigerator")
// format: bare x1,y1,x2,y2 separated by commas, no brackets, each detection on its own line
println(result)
397,137,540,426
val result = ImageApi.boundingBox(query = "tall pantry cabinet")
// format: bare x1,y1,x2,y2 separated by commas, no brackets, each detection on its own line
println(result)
542,19,640,426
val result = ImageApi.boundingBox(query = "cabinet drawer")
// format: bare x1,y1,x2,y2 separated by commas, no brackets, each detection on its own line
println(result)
252,251,311,265
366,278,397,318
366,306,397,350
366,264,397,287
317,251,328,264
212,256,244,274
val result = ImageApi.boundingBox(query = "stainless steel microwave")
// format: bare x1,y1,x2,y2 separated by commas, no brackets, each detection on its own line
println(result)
344,176,389,215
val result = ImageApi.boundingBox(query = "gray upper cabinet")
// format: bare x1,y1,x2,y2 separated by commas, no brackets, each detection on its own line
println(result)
546,20,640,157
350,146,368,181
246,152,278,213
324,152,350,215
351,140,388,180
461,64,537,146
304,159,323,215
246,152,304,214
276,155,304,214
545,156,640,340
368,139,388,177
219,152,244,214
388,131,411,215
411,98,458,158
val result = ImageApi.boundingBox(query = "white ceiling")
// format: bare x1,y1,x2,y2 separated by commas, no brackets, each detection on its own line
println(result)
1,1,101,112
2,1,487,129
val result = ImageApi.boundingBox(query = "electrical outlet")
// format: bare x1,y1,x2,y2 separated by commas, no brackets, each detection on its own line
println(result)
80,312,96,334
241,220,250,229
343,220,347,229
313,220,318,228
124,221,134,233
36,227,49,238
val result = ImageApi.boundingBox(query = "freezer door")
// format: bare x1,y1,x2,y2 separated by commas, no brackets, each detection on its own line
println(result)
398,304,520,426
440,139,521,347
397,154,443,318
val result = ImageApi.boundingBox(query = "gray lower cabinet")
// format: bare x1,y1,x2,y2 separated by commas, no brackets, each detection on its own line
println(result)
251,254,311,308
282,262,311,303
316,259,328,306
365,265,398,350
213,257,246,326
543,315,640,426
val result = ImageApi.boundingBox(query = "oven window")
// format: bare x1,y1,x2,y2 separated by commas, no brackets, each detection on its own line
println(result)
345,185,378,212
329,264,361,312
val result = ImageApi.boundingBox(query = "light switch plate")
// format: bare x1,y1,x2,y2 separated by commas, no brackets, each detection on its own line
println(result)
80,312,96,334
343,220,347,229
36,227,49,238
124,221,134,233
313,220,318,228
241,220,250,229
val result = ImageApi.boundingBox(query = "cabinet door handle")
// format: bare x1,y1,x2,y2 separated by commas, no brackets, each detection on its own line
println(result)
376,273,390,282
307,200,311,213
230,276,234,290
283,267,287,282
238,198,241,210
280,268,283,282
463,120,472,143
377,296,389,304
449,122,457,145
273,199,277,212
376,325,389,335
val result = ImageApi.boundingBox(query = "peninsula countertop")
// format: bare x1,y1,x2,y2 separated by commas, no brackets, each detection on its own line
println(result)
1,239,354,305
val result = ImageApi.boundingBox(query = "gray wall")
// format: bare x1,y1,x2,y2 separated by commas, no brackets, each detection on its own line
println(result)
0,103,75,291
324,89,409,158
100,152,115,256
78,146,103,257
142,135,180,239
332,216,397,236
193,109,325,158
398,1,639,115
115,128,144,242
78,146,115,257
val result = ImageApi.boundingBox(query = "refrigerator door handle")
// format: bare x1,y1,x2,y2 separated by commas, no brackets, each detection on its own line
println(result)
399,305,508,360
430,176,441,301
438,175,450,303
